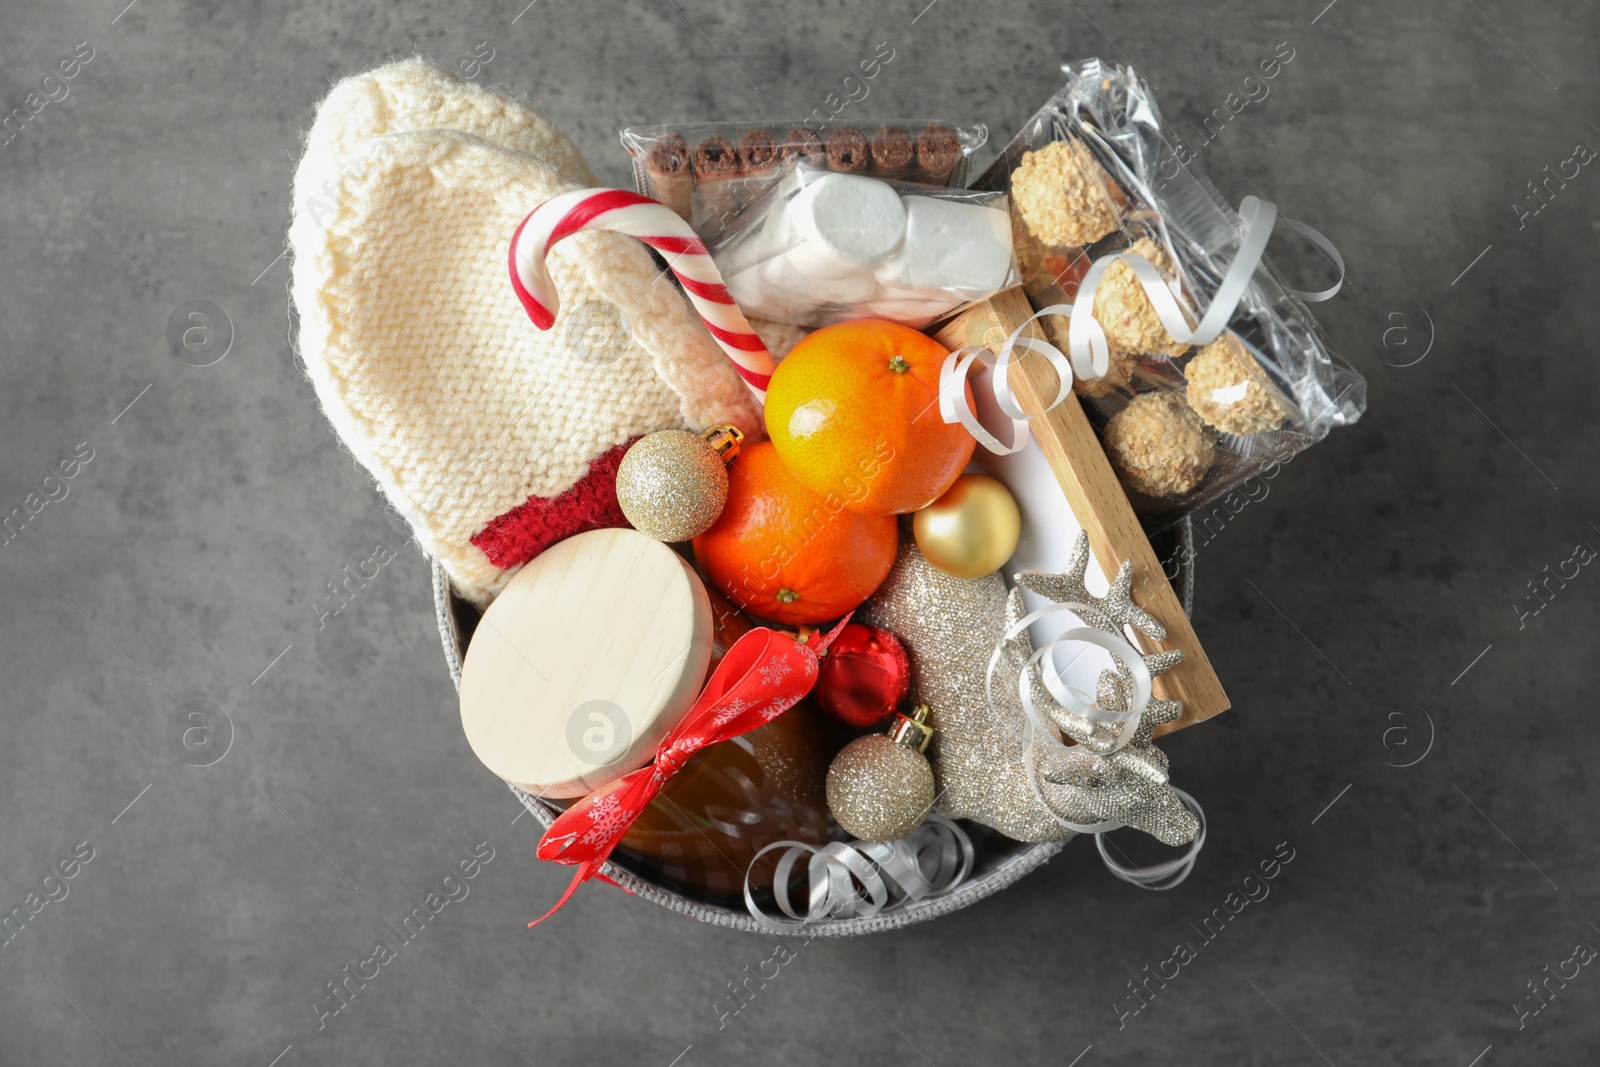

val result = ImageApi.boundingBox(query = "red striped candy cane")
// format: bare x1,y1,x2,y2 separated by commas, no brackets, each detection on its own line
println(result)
509,188,775,401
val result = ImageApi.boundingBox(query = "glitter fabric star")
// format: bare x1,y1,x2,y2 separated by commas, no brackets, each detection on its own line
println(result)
859,545,1081,843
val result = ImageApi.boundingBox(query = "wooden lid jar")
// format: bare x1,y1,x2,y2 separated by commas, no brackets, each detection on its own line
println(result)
458,528,713,797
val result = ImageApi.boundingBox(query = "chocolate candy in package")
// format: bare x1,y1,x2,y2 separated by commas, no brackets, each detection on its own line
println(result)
621,120,986,243
971,58,1365,520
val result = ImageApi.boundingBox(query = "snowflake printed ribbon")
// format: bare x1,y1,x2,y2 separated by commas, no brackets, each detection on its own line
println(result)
528,618,848,926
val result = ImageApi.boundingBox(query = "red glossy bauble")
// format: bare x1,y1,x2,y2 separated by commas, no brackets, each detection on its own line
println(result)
813,623,911,728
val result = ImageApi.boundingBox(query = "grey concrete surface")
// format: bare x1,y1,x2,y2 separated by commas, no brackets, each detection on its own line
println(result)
2,0,1596,1064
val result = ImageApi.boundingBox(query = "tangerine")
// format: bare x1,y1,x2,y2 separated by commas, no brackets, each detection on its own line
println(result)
692,441,897,626
764,319,977,516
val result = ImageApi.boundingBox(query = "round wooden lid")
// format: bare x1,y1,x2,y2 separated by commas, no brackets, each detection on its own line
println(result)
459,528,713,797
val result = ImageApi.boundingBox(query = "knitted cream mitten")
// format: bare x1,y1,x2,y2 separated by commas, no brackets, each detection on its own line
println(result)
291,62,761,605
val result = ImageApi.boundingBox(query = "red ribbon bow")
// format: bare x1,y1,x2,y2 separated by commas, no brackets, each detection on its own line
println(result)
528,618,847,926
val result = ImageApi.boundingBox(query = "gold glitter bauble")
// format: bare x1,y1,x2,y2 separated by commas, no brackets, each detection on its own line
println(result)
913,474,1021,580
826,734,934,842
615,429,734,542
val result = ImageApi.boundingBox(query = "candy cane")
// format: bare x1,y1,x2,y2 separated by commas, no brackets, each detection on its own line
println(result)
509,188,775,401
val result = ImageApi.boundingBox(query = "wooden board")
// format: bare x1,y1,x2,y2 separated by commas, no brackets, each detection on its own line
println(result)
458,528,713,795
934,287,1229,734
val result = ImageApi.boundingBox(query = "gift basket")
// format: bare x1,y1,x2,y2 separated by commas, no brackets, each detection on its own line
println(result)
288,56,1362,935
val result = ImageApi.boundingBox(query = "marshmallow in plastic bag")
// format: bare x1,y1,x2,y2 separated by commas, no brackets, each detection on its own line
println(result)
713,162,1020,330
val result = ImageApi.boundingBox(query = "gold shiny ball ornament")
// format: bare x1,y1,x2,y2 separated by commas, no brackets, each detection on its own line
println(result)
825,704,936,842
615,426,743,542
912,473,1021,580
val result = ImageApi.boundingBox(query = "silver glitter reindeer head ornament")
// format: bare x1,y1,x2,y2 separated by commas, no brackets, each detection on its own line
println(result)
1003,533,1199,845
858,533,1199,846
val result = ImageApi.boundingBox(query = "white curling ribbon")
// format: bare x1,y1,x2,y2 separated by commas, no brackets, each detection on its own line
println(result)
742,815,975,930
1276,216,1347,304
940,196,1346,454
938,303,1081,455
939,346,1028,455
985,599,1152,757
1094,787,1208,892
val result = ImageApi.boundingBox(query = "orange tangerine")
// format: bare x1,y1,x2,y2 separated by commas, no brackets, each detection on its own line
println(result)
764,319,976,515
692,442,897,626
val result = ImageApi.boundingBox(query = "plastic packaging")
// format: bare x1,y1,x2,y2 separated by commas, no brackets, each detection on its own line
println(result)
971,59,1365,517
620,120,986,244
712,163,1019,329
